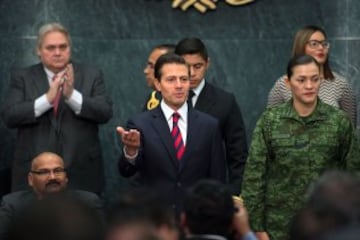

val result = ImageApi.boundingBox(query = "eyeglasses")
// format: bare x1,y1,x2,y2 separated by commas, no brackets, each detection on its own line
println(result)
30,168,66,177
307,40,330,49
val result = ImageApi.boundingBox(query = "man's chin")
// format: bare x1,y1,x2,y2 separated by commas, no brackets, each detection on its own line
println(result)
44,186,65,194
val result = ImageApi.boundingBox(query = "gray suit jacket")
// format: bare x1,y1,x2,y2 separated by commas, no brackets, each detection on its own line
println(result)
1,62,113,193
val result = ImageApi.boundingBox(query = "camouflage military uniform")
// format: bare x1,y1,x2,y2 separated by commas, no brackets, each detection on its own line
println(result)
242,99,359,240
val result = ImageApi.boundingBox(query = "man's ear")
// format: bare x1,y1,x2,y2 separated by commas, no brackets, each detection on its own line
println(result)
28,173,33,187
154,79,161,92
206,57,210,70
180,212,190,235
64,174,69,185
154,78,161,92
36,47,41,57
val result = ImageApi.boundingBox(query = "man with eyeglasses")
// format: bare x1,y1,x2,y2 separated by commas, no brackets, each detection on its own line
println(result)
0,152,103,239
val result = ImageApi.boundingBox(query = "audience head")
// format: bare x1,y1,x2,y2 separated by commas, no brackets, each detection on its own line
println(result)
306,170,360,224
285,54,321,110
286,54,320,79
28,152,68,199
175,38,210,89
289,170,360,240
319,225,360,240
9,195,104,240
153,53,190,111
106,188,178,240
182,179,235,237
36,22,71,73
144,44,175,89
291,25,333,79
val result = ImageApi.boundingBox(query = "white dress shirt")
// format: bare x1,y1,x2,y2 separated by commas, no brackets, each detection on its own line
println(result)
34,66,83,117
189,78,205,107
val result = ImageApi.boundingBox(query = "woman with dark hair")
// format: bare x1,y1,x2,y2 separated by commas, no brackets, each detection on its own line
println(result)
243,54,359,240
268,25,357,126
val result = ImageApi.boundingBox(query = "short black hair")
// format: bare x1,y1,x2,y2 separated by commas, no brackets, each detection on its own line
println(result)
154,52,188,80
175,38,208,61
286,54,320,79
184,179,235,236
289,170,360,240
107,188,177,230
9,195,104,240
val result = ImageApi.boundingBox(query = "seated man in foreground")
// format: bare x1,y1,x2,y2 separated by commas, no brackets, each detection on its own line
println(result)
0,152,103,239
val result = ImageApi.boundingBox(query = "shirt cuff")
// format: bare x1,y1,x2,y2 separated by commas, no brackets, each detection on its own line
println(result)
65,89,82,114
34,94,52,117
242,231,257,240
123,146,138,164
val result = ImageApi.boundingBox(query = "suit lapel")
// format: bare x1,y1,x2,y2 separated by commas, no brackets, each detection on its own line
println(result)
150,107,180,170
179,107,199,172
33,64,50,96
195,82,216,112
31,64,59,128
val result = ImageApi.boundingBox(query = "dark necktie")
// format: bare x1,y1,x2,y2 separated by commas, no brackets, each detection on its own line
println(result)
52,74,61,117
187,90,195,107
171,112,185,160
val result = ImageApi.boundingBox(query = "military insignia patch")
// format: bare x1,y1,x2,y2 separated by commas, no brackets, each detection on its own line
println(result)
147,91,160,110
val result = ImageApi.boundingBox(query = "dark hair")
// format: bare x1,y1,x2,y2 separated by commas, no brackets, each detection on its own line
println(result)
306,170,360,223
286,54,320,79
291,25,334,80
107,188,177,230
184,179,235,236
174,38,208,61
289,170,360,240
154,52,188,80
9,195,104,240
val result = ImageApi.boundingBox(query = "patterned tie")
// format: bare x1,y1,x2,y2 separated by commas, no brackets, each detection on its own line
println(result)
52,74,61,117
171,112,185,160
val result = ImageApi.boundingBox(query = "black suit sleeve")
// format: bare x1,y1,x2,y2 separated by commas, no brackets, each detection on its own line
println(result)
77,68,113,124
0,195,14,239
209,123,227,182
118,119,142,177
1,69,39,128
224,95,248,195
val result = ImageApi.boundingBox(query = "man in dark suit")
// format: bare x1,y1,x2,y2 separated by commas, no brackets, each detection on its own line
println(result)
0,152,104,240
117,53,226,214
174,38,248,195
1,22,113,193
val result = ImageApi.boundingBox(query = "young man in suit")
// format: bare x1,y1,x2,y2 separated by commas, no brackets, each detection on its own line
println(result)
117,53,226,214
175,38,248,195
0,152,103,240
1,22,113,194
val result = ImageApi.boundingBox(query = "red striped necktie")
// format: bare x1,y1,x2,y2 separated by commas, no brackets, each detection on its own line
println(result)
171,112,185,160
